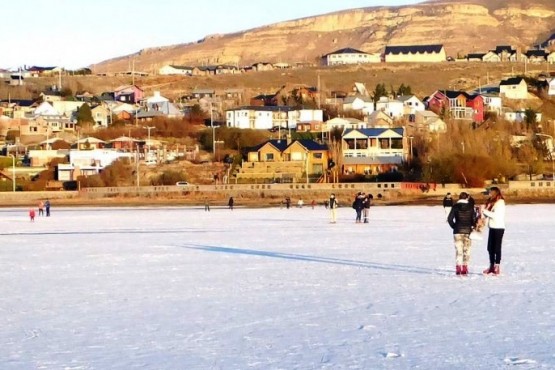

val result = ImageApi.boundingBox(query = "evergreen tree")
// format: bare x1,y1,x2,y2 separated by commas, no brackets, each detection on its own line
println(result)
76,103,93,124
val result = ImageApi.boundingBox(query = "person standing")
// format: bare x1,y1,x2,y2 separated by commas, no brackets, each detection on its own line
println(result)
204,197,210,212
44,199,51,217
353,192,365,223
482,187,506,275
447,192,476,275
443,193,454,215
329,193,338,223
29,208,36,222
228,196,234,210
363,194,371,223
38,201,44,216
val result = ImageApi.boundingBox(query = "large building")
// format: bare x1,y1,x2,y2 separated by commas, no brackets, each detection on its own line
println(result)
323,48,381,66
226,106,323,130
384,45,446,63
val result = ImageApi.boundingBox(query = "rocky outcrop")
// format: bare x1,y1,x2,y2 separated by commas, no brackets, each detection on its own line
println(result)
93,0,555,73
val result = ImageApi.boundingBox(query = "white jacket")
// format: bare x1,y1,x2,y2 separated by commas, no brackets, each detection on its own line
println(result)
483,199,506,229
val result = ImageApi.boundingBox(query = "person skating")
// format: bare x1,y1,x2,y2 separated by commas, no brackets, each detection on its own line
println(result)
204,197,210,212
38,201,44,216
44,199,51,217
228,196,234,210
482,187,506,276
29,208,36,222
329,193,338,223
447,192,476,275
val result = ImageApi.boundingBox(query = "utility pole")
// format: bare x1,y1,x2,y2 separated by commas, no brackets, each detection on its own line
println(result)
9,154,15,192
143,126,155,154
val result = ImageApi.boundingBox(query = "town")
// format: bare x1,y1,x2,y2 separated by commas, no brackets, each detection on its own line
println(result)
1,41,555,199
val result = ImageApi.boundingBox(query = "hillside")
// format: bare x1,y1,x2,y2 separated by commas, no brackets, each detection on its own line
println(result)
93,0,555,73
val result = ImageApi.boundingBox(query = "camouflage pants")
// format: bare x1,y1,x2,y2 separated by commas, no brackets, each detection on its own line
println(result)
454,234,472,266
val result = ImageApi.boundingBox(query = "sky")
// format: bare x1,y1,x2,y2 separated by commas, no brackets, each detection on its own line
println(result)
1,204,554,368
0,0,424,70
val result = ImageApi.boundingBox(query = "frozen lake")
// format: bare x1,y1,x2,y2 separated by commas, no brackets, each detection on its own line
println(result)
1,204,554,369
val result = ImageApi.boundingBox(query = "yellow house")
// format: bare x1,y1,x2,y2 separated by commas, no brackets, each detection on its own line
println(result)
243,139,329,180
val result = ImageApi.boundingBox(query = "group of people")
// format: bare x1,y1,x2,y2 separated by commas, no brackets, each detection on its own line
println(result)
445,187,506,276
29,199,51,221
352,192,373,224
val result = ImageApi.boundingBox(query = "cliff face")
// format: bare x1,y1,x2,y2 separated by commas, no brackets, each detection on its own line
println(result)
93,0,555,73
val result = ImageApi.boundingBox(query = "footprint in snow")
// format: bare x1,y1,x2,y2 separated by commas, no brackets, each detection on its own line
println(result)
504,357,537,365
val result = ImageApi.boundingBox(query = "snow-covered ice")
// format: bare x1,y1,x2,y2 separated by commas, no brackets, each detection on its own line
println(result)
1,204,554,369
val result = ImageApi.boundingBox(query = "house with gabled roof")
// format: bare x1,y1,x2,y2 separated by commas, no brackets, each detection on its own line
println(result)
368,110,394,128
238,139,329,183
323,47,381,66
384,44,446,63
398,95,425,115
524,50,548,64
414,110,446,133
341,127,406,175
375,96,404,119
499,77,528,100
114,85,144,104
425,90,484,122
342,96,374,115
494,45,516,61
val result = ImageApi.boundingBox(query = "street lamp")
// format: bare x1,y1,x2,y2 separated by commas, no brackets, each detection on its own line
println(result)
536,133,555,181
143,126,155,154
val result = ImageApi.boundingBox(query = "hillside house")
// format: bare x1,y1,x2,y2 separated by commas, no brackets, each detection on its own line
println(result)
398,95,425,115
414,111,446,133
143,91,183,117
524,50,548,64
499,77,528,100
504,110,542,123
252,62,274,72
323,48,381,66
367,110,394,128
426,90,484,122
91,105,110,128
114,85,144,104
226,106,323,130
494,46,516,62
341,128,406,175
384,45,446,63
159,65,194,76
482,94,503,115
238,139,329,183
324,117,367,132
342,96,374,115
58,149,134,181
375,97,404,119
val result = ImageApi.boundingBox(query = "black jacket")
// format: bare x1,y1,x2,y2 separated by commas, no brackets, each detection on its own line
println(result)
447,200,476,234
443,196,453,208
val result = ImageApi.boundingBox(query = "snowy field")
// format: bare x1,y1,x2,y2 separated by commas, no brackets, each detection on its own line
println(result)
1,203,554,370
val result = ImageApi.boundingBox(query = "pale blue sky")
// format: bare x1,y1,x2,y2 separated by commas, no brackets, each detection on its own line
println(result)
1,0,424,69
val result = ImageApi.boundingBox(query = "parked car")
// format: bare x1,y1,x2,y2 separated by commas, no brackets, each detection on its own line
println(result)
176,181,190,186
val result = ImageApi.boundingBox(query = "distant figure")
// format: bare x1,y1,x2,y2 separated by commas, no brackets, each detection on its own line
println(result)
329,193,338,223
29,209,36,222
204,198,210,212
297,199,304,208
285,197,291,209
324,200,329,209
353,192,365,223
44,199,51,217
443,193,453,215
311,200,316,209
228,196,234,210
38,201,44,216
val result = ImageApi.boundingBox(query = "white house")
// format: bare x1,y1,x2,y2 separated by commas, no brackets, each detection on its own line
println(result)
158,65,193,76
226,106,323,130
398,95,425,115
342,96,375,115
323,48,381,66
52,101,86,118
58,149,135,181
324,117,367,132
504,110,542,123
375,97,404,119
548,52,555,64
33,102,60,116
91,105,110,128
547,78,555,96
482,94,503,115
143,91,183,117
499,77,528,100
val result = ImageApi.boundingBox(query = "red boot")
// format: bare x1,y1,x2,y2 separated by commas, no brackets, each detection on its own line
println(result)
483,265,494,274
461,265,468,275
493,264,500,275
456,265,462,275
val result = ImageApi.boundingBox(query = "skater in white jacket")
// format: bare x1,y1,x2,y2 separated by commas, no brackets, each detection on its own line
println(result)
482,187,506,275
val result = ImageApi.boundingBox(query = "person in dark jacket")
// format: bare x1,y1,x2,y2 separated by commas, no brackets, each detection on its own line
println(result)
228,197,234,210
443,193,453,215
353,192,365,223
447,192,476,275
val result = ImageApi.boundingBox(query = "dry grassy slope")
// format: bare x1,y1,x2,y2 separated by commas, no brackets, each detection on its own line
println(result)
93,0,555,73
3,62,551,108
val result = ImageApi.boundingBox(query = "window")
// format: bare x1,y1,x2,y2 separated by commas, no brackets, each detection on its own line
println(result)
313,153,323,159
266,153,274,161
